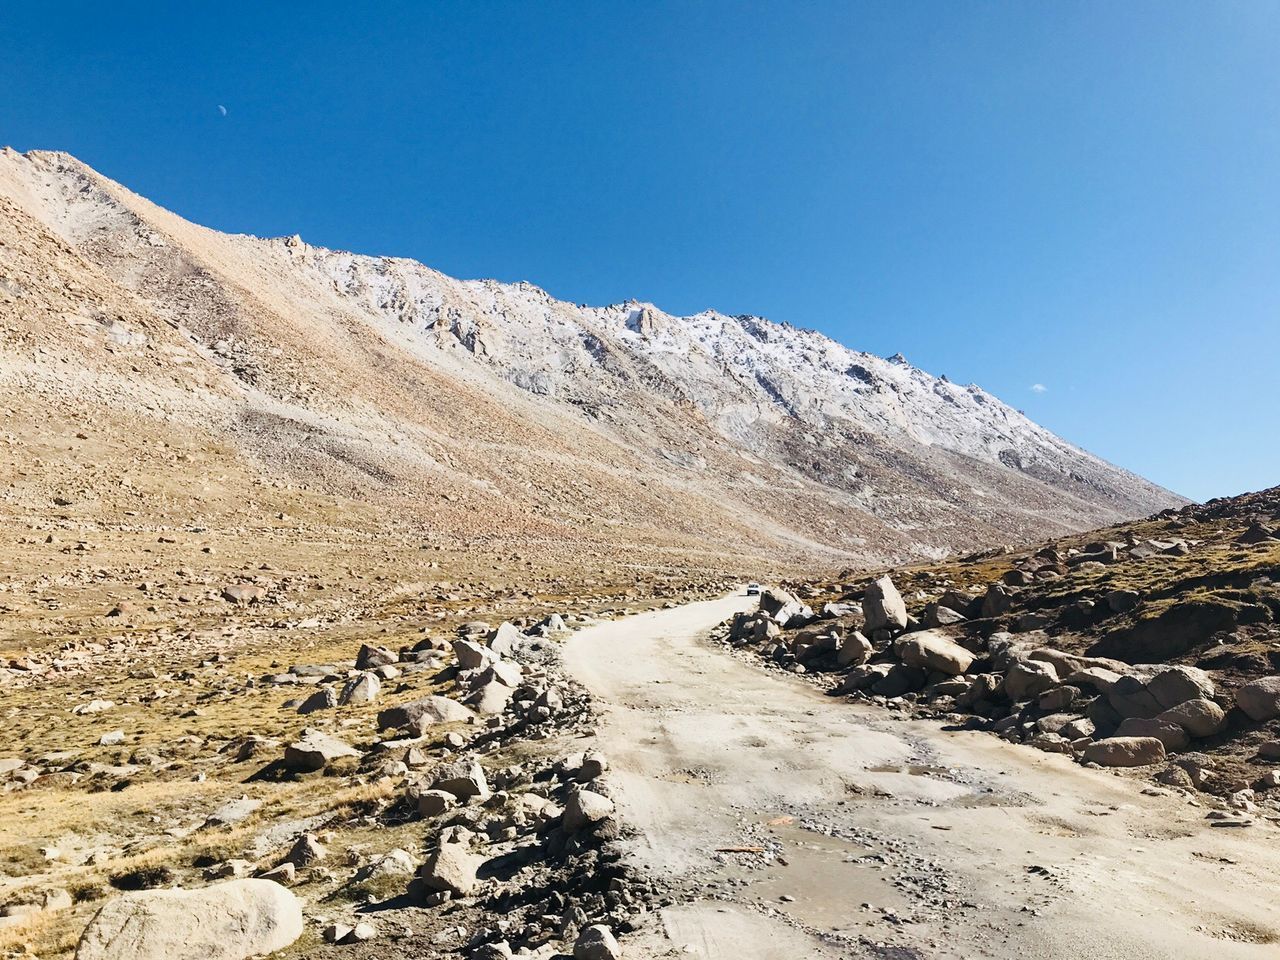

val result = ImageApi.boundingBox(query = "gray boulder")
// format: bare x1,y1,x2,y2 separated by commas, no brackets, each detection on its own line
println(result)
431,759,490,801
894,630,973,676
836,631,873,668
1003,659,1059,702
1157,698,1226,738
453,639,494,671
563,789,615,833
489,622,523,657
863,576,908,633
1106,675,1164,720
339,672,381,706
981,583,1015,618
296,687,336,715
1236,677,1280,721
1146,666,1214,709
377,695,475,733
418,842,483,896
465,679,513,715
283,729,359,772
872,663,926,698
355,644,398,670
1083,736,1166,767
75,880,302,960
1114,716,1190,752
574,924,623,960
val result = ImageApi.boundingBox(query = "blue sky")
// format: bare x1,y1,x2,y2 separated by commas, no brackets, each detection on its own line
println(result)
3,2,1277,502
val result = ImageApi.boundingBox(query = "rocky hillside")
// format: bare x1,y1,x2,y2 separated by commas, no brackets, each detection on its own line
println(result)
735,484,1280,805
0,147,1181,572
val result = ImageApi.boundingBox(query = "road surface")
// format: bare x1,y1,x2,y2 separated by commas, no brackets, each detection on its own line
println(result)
562,592,1280,959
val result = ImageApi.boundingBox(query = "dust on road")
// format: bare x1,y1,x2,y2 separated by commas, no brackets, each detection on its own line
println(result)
564,592,1280,959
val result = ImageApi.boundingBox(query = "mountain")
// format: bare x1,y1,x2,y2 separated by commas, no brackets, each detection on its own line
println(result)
0,148,1182,572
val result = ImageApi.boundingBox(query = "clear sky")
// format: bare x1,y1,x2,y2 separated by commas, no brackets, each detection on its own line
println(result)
3,2,1277,502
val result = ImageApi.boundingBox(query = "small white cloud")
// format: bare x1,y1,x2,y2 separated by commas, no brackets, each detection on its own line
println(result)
1030,383,1048,393
217,104,228,117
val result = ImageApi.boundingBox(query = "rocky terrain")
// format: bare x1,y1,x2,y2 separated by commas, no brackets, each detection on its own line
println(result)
0,144,1228,960
731,485,1280,810
0,589,726,959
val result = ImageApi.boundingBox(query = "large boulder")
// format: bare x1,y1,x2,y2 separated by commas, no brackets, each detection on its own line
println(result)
431,759,490,801
283,729,359,772
563,789,616,833
296,687,337,715
489,622,523,657
1063,666,1124,695
730,612,780,645
863,576,908,633
836,631,873,668
465,679,513,715
758,588,813,627
1114,717,1190,752
1083,737,1166,767
75,879,302,960
1157,698,1227,738
1236,677,1280,721
1003,659,1059,702
871,663,926,698
758,587,799,618
981,583,1015,618
453,639,495,671
1106,675,1164,720
923,603,968,628
1146,666,1215,709
574,924,623,960
894,630,974,676
339,672,381,706
355,644,398,670
377,695,475,733
418,842,483,896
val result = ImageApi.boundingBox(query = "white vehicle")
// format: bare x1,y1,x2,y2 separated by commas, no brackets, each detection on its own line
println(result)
746,582,761,596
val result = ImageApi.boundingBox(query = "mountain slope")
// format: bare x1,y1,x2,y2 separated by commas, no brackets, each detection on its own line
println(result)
0,147,1182,570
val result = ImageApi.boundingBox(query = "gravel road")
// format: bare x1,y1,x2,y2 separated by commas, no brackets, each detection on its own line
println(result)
563,592,1280,959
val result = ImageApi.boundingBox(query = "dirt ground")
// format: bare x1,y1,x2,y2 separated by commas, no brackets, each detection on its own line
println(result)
564,594,1280,959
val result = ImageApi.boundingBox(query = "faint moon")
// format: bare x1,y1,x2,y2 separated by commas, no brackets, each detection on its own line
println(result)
217,104,228,117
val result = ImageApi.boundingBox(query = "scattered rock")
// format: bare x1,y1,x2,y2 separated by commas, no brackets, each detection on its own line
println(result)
418,842,483,897
1083,737,1166,767
283,729,359,772
377,695,475,733
74,879,302,960
894,630,973,676
1157,698,1226,738
1236,677,1280,721
339,672,381,706
574,924,623,960
863,576,908,633
563,789,615,833
221,584,266,605
431,759,490,801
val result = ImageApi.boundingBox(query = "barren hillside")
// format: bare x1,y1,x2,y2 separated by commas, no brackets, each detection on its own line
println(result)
0,147,1180,582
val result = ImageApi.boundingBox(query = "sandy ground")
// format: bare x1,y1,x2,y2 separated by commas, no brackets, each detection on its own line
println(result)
564,593,1280,959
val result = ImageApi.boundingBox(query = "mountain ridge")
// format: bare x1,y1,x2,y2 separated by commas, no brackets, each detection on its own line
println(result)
0,146,1184,571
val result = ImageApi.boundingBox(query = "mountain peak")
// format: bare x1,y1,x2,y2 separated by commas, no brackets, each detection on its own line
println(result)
0,148,1184,569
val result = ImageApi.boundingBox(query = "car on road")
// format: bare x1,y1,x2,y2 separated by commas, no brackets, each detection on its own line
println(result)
746,582,761,596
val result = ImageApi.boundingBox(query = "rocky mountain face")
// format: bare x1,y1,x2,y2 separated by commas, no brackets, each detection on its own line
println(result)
0,148,1182,569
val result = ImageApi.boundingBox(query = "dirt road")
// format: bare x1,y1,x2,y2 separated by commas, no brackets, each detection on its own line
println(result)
563,592,1280,959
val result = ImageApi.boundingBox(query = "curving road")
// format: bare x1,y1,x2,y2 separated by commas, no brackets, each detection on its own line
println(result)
563,592,1280,959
